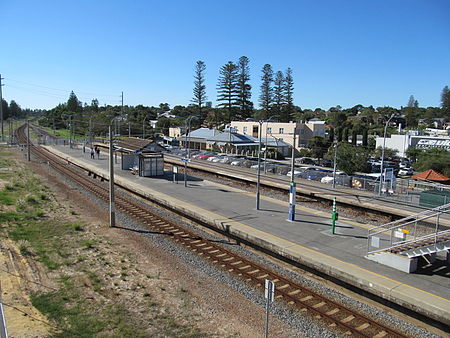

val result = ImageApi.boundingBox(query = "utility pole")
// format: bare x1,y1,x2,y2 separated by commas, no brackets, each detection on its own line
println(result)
109,125,116,227
0,74,4,142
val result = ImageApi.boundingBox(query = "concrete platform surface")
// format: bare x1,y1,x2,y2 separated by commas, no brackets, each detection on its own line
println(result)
41,144,450,325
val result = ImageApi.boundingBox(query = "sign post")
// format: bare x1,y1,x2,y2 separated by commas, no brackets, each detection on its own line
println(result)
288,182,296,221
264,279,275,338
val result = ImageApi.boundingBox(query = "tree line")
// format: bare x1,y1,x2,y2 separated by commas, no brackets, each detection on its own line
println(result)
192,57,295,124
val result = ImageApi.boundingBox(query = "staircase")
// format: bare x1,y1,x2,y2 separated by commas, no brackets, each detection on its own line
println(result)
366,203,450,273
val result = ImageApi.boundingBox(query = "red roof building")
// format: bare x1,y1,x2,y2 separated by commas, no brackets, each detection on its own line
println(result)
412,169,450,183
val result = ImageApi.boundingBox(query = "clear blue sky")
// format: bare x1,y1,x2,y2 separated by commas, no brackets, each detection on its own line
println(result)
1,0,449,111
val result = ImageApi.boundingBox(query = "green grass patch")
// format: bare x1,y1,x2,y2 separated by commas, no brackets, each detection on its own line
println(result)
0,190,14,205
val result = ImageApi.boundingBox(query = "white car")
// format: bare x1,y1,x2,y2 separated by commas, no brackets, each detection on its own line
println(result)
286,170,303,177
398,168,414,176
230,159,245,166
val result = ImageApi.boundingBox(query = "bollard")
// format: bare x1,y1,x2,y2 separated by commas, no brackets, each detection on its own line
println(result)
331,197,338,234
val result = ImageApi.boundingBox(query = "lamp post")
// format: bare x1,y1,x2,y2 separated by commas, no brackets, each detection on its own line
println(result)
184,116,198,187
288,128,297,221
332,142,338,189
246,118,264,210
379,114,395,195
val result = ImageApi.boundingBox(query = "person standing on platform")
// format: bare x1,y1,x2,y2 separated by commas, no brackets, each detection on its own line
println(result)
90,147,95,159
96,147,100,159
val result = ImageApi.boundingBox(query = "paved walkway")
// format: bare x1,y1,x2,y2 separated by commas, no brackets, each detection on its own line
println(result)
43,144,450,323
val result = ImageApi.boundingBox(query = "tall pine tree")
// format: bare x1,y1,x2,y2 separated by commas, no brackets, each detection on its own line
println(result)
192,60,207,121
283,68,294,122
259,64,273,120
273,71,285,118
236,56,253,120
441,86,450,116
217,61,239,123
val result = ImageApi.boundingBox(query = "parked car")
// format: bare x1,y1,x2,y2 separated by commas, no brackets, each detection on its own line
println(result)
230,159,245,166
197,153,216,160
295,157,316,165
321,172,349,185
398,168,414,176
321,159,333,167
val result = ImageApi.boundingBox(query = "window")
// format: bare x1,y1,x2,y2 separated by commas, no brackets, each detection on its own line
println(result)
279,128,284,134
252,126,259,138
267,127,272,134
243,126,247,133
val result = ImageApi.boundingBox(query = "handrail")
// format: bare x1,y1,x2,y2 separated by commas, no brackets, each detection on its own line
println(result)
369,207,450,237
368,228,450,255
367,202,450,233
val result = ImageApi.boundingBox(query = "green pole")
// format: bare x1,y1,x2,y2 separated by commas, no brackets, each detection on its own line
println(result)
331,197,338,234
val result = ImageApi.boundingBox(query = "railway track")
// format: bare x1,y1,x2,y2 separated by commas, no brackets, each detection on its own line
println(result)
16,124,409,337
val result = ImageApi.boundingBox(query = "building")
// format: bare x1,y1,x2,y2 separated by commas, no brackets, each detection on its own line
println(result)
230,119,326,152
375,134,450,158
178,127,291,156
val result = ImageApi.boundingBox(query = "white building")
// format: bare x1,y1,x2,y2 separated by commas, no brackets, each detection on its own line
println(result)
375,134,450,158
230,119,326,153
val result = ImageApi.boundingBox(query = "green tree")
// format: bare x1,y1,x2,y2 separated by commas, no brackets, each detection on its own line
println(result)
67,91,82,114
407,95,419,108
217,61,239,123
192,60,207,121
272,71,285,118
328,127,335,142
330,143,370,174
308,136,331,160
236,56,253,120
342,127,349,142
351,129,357,145
282,67,294,122
405,147,423,162
362,129,368,148
413,148,450,177
372,146,398,159
9,100,21,118
1,99,10,120
259,64,274,120
441,85,450,116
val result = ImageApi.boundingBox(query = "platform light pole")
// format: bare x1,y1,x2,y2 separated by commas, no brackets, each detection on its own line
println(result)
184,115,198,187
379,114,395,195
332,141,338,189
246,118,264,210
288,128,297,221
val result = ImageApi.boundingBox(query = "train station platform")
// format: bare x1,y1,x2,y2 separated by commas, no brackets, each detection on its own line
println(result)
40,144,450,326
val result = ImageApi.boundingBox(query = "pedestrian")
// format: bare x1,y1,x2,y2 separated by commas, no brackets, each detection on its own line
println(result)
90,147,95,159
96,147,100,159
82,142,86,153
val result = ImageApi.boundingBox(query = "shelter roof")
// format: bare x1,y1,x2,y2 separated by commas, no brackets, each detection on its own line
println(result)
412,169,450,182
115,137,163,153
